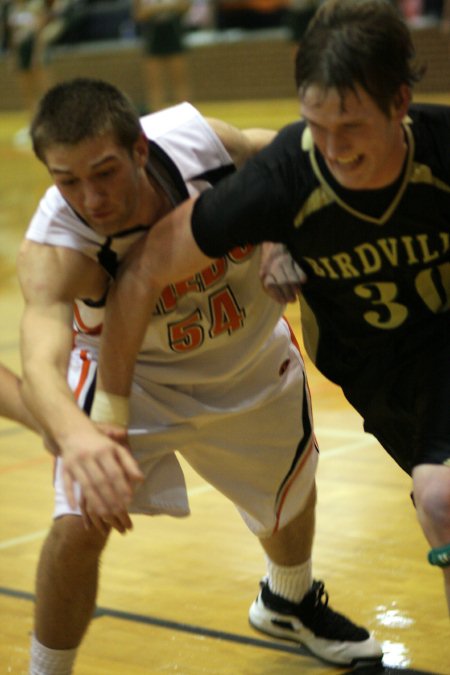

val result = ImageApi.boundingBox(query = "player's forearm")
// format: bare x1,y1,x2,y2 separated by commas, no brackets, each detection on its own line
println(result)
97,272,149,397
97,234,169,397
20,306,93,444
21,351,94,444
97,198,212,398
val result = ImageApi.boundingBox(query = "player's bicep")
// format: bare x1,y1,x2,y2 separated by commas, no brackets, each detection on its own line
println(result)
206,118,276,168
191,160,289,258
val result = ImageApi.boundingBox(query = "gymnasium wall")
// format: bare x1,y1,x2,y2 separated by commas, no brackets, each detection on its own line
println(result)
0,25,449,111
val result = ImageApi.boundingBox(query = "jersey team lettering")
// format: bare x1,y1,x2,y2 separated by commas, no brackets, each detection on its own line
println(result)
303,233,449,330
304,232,448,280
158,246,254,352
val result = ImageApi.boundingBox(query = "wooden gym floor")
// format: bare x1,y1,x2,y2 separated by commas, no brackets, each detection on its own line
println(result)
0,95,449,674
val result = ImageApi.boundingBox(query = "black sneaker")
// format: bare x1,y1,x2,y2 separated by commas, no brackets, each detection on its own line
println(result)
249,579,383,666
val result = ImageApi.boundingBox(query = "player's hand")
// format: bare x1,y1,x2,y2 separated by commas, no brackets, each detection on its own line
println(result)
61,428,144,520
259,242,307,304
95,421,129,447
80,494,133,535
84,421,135,534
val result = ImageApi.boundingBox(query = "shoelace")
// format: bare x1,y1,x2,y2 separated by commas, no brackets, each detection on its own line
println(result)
311,581,329,609
303,581,364,637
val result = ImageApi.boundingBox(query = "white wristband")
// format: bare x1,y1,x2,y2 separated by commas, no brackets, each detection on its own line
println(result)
90,390,130,427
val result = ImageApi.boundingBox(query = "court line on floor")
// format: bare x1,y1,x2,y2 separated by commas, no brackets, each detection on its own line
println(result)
0,585,441,675
0,529,49,550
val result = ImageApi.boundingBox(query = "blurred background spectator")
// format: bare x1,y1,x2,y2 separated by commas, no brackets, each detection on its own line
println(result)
133,0,191,111
6,0,54,117
398,0,424,19
396,0,447,22
0,0,448,124
216,0,288,31
284,0,318,45
442,0,450,30
3,0,91,142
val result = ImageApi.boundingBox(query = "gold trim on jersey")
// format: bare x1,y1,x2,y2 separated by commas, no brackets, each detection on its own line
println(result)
299,293,320,363
410,162,450,193
295,124,418,228
294,185,335,228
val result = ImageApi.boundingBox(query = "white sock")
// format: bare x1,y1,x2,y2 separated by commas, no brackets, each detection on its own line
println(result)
29,634,78,675
266,557,313,603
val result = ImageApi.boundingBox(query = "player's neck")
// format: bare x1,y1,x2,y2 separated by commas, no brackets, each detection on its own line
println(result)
140,171,173,227
380,126,409,189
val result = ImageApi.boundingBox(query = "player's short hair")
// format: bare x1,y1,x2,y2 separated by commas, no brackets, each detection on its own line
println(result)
31,78,142,162
295,0,425,115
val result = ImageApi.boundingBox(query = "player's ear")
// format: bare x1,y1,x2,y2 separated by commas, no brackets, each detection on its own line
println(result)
133,132,149,167
392,84,411,121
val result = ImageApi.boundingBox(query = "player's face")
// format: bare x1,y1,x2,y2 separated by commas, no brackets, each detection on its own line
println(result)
45,132,149,236
300,84,410,190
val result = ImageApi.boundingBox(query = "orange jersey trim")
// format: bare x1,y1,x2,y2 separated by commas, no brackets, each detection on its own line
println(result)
273,437,316,534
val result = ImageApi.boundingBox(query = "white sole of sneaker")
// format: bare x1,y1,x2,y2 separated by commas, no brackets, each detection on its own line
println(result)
249,597,383,667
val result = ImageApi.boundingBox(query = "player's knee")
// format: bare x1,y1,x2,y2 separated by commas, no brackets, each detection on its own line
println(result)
416,480,450,533
49,514,109,561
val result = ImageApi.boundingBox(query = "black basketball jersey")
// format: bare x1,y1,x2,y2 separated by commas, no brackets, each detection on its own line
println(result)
192,103,450,388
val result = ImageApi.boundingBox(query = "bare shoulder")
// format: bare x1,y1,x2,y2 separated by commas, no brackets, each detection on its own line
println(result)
18,239,108,303
205,117,276,167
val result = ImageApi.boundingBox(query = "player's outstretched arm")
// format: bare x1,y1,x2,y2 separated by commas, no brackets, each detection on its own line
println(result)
18,240,143,517
95,198,211,406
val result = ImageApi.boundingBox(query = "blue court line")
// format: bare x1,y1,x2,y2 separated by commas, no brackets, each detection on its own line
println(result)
0,585,443,675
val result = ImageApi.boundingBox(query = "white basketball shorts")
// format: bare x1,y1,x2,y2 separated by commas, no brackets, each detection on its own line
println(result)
54,318,319,538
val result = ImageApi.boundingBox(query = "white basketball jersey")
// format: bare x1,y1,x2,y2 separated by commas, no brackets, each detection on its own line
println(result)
25,103,285,386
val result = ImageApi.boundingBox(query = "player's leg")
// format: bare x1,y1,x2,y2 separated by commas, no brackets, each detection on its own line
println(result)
351,355,450,616
261,480,316,562
250,479,382,667
412,343,450,614
258,481,316,592
30,514,109,674
29,352,110,674
412,463,450,615
246,326,381,665
181,324,382,666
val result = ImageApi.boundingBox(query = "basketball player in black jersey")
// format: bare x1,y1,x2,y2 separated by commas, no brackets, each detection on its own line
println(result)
96,0,450,627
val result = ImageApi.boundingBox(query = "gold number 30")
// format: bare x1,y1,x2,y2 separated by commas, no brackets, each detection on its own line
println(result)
354,262,449,329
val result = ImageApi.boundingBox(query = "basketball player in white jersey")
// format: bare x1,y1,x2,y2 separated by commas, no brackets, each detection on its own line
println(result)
18,78,382,673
